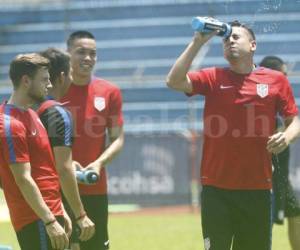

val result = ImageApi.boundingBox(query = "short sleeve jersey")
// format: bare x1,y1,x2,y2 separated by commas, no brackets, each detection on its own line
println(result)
37,100,74,148
60,77,123,195
0,104,62,231
187,67,298,189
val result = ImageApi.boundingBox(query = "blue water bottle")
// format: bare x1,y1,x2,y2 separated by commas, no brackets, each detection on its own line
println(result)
76,170,99,184
191,16,232,38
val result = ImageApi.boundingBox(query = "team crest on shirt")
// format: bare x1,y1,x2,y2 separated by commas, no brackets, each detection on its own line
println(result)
256,84,269,98
94,96,106,111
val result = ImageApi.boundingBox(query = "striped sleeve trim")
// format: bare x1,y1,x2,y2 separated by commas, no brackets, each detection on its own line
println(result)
4,105,16,163
54,106,72,146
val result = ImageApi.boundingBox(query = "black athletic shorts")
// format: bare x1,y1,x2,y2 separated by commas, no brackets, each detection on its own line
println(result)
272,181,300,224
69,194,109,250
272,148,300,224
200,186,272,250
16,216,64,250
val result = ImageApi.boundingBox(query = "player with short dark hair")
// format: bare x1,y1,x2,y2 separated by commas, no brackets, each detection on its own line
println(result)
166,20,300,250
0,53,69,250
260,55,300,250
37,47,96,247
260,56,285,73
67,30,95,50
61,30,124,250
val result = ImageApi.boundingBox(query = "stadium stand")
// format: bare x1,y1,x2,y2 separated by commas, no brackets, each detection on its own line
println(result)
0,0,300,132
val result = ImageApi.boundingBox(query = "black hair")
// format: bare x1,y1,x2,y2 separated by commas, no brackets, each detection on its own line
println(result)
39,48,70,85
67,30,95,49
259,56,285,72
229,20,256,41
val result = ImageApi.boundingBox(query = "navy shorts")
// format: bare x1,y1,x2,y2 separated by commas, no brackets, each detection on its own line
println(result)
16,216,64,250
200,186,272,250
69,194,109,250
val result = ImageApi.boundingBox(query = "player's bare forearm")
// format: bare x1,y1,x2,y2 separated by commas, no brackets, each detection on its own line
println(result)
283,115,300,144
53,146,85,218
166,31,217,93
89,126,124,172
53,147,96,240
99,126,124,165
9,162,56,223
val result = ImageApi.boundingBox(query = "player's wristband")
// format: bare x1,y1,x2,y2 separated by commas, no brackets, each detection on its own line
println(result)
44,219,56,227
75,211,87,222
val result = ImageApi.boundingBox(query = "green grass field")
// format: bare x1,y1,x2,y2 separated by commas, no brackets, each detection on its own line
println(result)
0,212,291,250
0,189,291,249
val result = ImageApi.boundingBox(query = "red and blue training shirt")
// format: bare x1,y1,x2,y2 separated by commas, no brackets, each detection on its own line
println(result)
0,103,63,231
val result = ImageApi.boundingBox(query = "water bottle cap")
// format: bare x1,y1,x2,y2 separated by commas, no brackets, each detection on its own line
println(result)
223,23,232,38
85,171,99,183
90,174,98,181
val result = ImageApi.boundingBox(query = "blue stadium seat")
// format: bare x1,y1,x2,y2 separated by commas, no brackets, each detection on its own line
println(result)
0,1,300,132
